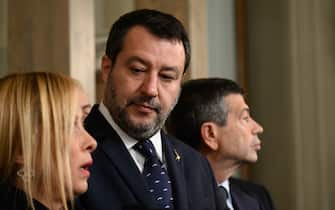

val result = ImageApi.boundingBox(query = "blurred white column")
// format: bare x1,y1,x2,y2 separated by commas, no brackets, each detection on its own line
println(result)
7,0,95,102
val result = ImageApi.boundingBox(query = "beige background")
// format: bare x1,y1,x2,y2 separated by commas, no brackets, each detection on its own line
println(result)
1,0,334,209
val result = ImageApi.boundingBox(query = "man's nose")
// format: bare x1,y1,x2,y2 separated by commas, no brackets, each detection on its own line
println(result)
140,74,159,97
253,119,264,134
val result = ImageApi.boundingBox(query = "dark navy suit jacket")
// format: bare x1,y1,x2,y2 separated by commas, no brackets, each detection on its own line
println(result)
229,178,275,210
77,105,220,210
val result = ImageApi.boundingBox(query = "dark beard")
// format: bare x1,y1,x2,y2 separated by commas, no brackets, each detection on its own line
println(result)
104,73,180,140
105,89,172,140
114,102,167,140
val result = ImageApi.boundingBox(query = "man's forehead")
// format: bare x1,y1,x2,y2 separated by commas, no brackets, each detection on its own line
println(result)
223,93,244,105
224,94,249,112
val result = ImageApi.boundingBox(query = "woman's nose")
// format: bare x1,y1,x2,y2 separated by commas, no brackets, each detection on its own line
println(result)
84,130,97,152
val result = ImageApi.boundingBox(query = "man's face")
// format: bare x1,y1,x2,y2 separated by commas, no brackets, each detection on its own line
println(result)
217,94,264,163
102,26,185,140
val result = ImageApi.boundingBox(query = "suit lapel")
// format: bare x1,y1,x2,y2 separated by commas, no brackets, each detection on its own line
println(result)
230,179,260,210
86,105,154,206
161,133,188,210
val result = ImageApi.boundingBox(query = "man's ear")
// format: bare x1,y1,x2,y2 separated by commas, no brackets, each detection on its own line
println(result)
201,122,219,151
101,55,112,82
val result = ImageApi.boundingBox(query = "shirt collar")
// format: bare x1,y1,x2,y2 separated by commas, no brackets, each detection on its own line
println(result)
98,102,163,160
219,179,231,195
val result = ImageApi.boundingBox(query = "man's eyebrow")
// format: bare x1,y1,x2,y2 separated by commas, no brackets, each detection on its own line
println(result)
161,66,179,72
125,56,148,66
126,56,180,72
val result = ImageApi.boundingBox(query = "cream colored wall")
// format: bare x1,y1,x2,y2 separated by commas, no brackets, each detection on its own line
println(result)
69,0,95,102
0,0,7,77
189,0,208,79
207,0,236,80
94,0,135,101
247,0,335,210
4,0,95,102
95,0,134,67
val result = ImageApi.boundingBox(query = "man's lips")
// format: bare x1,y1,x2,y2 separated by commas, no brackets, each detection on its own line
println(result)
253,143,261,150
132,103,159,113
127,96,161,113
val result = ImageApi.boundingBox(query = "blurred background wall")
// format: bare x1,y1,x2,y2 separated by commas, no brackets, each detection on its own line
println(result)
0,0,334,209
247,1,335,210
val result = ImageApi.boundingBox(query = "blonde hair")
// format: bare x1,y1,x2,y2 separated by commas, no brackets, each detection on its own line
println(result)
0,72,81,210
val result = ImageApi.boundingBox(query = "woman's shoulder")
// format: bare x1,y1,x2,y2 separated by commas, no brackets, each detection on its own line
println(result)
0,182,22,210
0,183,49,210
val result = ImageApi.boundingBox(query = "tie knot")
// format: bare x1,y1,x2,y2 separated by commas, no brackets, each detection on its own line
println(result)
134,139,158,159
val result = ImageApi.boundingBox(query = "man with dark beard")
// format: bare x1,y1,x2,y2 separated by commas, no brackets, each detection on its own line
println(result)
77,9,221,210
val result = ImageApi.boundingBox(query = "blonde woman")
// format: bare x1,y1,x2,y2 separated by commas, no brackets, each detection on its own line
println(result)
0,72,97,210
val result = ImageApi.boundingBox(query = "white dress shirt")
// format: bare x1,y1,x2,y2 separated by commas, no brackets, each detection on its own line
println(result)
98,103,165,172
219,180,234,210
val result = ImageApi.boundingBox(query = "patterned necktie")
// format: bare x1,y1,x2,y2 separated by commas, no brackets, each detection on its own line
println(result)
218,186,231,210
134,140,174,209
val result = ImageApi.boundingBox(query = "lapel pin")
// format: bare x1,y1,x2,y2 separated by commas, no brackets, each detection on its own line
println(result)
174,149,181,161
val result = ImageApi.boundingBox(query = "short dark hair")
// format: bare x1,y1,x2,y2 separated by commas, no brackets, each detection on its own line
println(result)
105,9,191,73
166,78,243,149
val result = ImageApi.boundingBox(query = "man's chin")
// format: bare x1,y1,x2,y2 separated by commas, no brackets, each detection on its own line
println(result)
119,110,166,139
128,118,156,130
240,156,258,164
125,121,160,139
247,156,258,163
